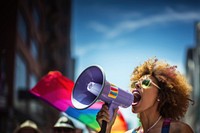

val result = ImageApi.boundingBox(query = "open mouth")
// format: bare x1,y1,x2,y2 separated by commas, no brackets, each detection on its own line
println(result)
132,90,141,106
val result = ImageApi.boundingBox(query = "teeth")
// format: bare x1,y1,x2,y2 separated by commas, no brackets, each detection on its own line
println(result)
132,102,138,106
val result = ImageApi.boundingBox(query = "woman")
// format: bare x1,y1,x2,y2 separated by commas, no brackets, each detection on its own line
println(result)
96,58,194,133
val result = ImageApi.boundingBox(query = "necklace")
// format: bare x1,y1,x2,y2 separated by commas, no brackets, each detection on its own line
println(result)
146,116,162,133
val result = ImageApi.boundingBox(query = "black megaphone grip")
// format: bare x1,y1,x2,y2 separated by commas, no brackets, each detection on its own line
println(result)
99,120,107,133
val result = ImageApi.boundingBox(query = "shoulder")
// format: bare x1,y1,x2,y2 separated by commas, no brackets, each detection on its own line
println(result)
169,120,194,133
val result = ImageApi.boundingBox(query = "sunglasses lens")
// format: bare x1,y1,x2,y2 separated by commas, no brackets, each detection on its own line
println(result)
141,79,151,88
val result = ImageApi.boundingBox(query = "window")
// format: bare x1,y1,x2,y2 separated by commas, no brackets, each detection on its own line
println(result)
30,39,39,60
32,7,40,28
30,74,37,89
14,54,27,93
17,11,27,43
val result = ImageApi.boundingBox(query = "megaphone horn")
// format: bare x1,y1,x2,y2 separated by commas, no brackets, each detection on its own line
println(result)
72,65,134,132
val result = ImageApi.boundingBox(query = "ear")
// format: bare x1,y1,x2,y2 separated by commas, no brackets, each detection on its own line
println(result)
157,95,161,102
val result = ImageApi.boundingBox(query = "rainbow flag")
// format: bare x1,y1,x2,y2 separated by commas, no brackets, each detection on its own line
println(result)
30,71,73,111
30,71,128,132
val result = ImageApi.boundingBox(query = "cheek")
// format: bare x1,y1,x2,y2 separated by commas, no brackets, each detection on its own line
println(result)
142,90,158,105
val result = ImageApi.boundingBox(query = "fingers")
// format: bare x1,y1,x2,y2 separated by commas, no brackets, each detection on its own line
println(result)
96,104,110,125
113,107,119,120
96,104,119,124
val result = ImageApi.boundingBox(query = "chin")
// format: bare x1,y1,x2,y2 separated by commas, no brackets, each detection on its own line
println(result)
131,106,139,113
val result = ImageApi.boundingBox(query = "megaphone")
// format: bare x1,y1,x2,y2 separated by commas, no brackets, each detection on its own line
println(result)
72,65,133,132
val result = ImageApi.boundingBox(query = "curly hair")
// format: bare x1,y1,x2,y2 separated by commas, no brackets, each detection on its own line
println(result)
130,58,193,120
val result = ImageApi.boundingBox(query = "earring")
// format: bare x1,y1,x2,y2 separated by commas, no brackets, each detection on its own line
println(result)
157,99,160,102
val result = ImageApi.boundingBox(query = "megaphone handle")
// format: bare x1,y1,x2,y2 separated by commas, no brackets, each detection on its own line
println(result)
99,102,110,133
99,102,109,133
99,120,107,133
99,102,117,133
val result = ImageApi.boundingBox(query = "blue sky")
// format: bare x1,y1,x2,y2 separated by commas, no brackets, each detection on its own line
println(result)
70,0,200,131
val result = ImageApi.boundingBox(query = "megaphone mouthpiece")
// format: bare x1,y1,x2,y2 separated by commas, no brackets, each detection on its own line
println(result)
87,82,102,96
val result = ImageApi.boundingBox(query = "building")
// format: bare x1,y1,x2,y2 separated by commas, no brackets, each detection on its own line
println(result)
185,22,200,132
0,0,74,132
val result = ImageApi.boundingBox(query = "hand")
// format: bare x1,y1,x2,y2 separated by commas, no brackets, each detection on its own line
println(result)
96,104,119,132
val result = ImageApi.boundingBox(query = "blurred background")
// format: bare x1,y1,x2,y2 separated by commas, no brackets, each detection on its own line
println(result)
0,0,200,133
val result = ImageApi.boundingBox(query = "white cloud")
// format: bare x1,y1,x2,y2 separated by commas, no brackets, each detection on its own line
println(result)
89,22,109,33
75,43,98,56
88,8,200,38
74,39,130,56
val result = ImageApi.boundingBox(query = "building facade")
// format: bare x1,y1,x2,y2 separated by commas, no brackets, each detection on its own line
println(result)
185,22,200,132
0,0,74,132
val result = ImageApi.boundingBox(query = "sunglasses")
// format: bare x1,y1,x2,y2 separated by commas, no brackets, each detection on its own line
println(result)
131,77,161,90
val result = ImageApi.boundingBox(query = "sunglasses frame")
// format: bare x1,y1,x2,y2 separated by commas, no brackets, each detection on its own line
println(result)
132,77,161,90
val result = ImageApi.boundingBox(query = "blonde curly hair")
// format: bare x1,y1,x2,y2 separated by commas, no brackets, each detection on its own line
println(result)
131,58,193,120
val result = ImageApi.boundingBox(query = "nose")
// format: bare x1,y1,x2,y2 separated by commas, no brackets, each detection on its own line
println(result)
135,82,141,89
